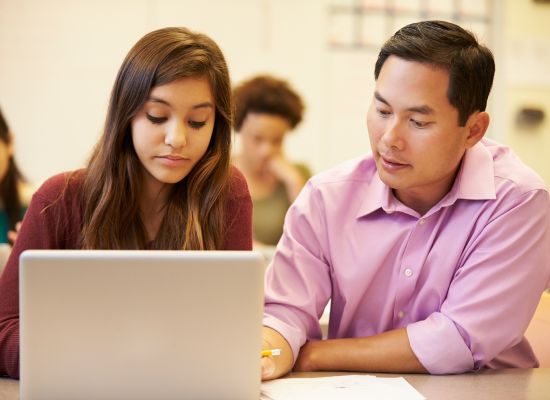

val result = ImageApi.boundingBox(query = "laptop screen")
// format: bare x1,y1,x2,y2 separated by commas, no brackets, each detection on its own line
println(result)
20,250,265,400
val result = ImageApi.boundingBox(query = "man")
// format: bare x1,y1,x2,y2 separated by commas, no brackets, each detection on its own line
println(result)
261,20,550,379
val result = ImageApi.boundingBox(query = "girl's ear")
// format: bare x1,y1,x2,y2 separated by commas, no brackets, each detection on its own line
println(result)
464,111,490,149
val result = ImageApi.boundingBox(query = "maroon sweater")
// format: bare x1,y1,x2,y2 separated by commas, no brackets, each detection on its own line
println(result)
0,166,252,378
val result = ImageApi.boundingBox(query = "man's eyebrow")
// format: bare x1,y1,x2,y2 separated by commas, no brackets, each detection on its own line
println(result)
374,91,389,106
148,97,214,110
407,104,434,115
374,91,434,115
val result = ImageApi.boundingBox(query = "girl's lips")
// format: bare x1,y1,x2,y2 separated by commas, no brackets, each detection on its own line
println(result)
156,155,190,166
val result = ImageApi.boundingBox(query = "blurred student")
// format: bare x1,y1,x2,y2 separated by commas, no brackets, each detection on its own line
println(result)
0,26,252,379
0,108,33,245
261,20,550,379
232,75,311,247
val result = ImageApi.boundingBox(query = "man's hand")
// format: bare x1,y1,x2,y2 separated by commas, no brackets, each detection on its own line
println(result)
261,353,277,380
261,327,294,381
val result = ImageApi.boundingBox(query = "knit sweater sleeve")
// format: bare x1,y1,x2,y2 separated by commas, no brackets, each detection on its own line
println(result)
0,171,82,379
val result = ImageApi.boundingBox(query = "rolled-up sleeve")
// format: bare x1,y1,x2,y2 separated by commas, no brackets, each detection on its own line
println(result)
263,181,332,363
408,189,550,374
407,313,474,373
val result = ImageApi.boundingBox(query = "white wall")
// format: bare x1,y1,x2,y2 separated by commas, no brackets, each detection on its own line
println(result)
1,0,535,189
0,0,337,186
501,0,550,186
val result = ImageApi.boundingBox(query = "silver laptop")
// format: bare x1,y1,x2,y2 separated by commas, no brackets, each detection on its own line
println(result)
19,250,265,400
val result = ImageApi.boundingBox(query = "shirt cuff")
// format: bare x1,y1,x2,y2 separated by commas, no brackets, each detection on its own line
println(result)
407,312,474,374
263,312,307,365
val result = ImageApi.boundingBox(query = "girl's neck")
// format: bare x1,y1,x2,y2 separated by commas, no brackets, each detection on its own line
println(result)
140,179,171,241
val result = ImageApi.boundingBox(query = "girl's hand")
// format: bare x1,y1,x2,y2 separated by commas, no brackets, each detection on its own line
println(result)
267,155,305,201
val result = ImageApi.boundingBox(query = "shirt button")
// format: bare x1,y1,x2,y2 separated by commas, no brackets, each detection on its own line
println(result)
404,268,413,277
398,311,405,319
419,218,425,225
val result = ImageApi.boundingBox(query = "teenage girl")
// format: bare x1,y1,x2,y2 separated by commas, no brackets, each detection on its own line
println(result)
0,27,252,379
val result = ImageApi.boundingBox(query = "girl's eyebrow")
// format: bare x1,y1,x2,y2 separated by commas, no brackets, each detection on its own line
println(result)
148,97,214,110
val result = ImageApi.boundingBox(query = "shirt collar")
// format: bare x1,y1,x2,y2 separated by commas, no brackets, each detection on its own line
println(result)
451,139,496,201
356,140,496,219
356,171,392,218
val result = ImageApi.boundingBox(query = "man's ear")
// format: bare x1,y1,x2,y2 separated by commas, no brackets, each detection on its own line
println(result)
464,111,490,149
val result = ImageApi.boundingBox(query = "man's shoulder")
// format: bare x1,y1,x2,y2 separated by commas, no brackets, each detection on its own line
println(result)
484,139,548,194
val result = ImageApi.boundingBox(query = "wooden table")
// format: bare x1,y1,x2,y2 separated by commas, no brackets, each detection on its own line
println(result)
288,368,550,400
1,368,549,399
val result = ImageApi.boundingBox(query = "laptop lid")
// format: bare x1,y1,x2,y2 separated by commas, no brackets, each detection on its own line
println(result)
19,250,265,400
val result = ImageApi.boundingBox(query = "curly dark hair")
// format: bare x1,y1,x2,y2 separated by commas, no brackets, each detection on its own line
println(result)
233,75,304,131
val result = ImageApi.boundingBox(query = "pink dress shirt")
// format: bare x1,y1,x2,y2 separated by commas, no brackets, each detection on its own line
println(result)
263,138,550,374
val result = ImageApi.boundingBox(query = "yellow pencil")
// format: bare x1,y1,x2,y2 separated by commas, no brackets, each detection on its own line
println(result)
261,348,281,357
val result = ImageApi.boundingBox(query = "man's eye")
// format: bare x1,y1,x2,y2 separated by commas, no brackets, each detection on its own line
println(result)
411,119,430,129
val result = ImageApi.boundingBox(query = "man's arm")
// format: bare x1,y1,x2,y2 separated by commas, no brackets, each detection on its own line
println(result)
261,326,426,379
293,328,426,373
408,189,550,373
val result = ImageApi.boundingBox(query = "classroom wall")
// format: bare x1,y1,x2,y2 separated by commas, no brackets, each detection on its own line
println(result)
1,0,549,187
502,0,550,185
0,0,331,185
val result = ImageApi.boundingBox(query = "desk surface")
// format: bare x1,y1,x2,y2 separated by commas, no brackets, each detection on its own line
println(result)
1,368,549,399
290,368,550,400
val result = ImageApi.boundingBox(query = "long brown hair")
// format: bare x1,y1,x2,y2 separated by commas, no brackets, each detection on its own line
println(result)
0,107,24,231
80,27,232,250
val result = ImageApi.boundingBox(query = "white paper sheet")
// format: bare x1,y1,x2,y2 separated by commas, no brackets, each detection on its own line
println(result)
261,375,425,400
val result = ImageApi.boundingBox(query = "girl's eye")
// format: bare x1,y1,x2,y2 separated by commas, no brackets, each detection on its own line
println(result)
189,120,207,130
377,108,391,117
146,114,167,124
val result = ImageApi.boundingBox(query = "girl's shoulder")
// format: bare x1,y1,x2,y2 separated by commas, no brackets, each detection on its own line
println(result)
228,164,250,200
31,169,86,203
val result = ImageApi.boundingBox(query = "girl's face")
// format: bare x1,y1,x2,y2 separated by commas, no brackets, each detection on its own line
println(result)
131,76,215,194
0,138,13,183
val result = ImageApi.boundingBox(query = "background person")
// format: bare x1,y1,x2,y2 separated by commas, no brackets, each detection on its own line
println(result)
0,108,33,246
232,75,311,247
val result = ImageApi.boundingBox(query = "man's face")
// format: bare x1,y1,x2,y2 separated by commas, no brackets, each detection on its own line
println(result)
367,55,477,214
